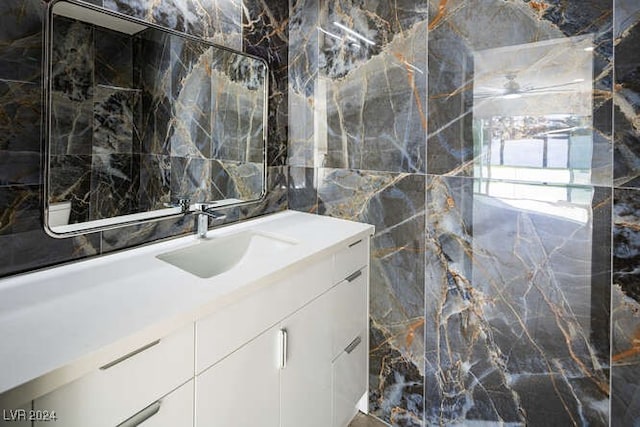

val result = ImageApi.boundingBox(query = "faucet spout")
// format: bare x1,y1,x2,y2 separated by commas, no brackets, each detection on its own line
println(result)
195,204,226,239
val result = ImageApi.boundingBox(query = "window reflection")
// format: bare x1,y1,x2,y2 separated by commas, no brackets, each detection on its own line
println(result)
472,35,594,222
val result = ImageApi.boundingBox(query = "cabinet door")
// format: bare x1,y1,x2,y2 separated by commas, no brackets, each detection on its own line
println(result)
280,293,333,427
195,326,280,427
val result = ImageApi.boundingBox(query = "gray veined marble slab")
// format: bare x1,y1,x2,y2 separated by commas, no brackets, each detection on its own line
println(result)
0,0,43,83
612,188,640,426
613,2,640,188
317,168,426,426
425,175,611,426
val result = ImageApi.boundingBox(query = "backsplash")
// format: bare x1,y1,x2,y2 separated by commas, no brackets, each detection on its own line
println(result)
0,0,287,276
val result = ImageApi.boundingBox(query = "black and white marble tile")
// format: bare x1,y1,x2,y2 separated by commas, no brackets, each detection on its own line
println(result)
93,86,137,155
288,166,317,214
0,0,42,83
0,185,40,236
170,39,212,159
100,212,195,253
170,156,210,202
102,0,242,48
95,26,133,88
139,154,171,211
239,165,288,219
611,187,640,426
290,0,428,173
210,160,264,202
243,0,288,167
613,1,640,187
48,154,93,224
89,153,138,220
0,80,41,153
317,168,426,426
51,17,94,102
0,151,40,186
425,176,610,426
51,92,93,156
51,17,94,156
0,228,100,277
210,52,266,164
287,0,318,168
0,185,100,278
135,30,173,156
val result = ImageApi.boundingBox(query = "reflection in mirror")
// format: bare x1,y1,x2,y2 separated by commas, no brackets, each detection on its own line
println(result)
472,35,594,197
45,0,267,236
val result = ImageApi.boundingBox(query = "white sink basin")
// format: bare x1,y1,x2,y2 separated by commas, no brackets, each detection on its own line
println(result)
156,231,298,278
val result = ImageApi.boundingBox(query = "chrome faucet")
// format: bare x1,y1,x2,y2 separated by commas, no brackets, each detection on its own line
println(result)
194,204,226,239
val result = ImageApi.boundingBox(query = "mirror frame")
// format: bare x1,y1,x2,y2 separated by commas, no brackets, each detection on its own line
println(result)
43,0,269,237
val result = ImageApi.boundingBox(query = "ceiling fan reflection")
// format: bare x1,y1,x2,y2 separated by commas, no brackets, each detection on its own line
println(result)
474,73,586,100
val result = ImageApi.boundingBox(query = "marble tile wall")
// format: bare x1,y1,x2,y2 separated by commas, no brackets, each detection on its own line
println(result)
0,0,287,276
288,1,431,423
611,1,640,425
287,0,638,426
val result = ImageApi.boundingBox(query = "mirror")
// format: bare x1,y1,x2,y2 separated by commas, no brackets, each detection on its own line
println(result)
44,0,268,236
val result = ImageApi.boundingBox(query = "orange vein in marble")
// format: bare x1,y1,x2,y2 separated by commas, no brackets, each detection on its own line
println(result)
428,0,449,30
612,328,640,363
0,191,29,234
615,220,640,231
528,1,549,14
455,228,579,424
394,53,427,131
405,318,425,349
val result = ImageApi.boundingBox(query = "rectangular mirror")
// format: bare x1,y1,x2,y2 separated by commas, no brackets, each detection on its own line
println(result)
44,0,268,236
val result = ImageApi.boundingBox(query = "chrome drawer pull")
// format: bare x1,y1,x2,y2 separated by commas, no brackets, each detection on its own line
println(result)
345,336,362,354
100,340,161,370
117,400,161,427
345,270,362,283
348,239,362,248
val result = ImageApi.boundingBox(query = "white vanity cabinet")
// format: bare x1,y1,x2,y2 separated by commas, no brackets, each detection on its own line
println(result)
0,213,373,427
195,237,370,427
33,324,194,427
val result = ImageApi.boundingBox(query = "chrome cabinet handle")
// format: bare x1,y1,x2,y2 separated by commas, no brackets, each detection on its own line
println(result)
100,340,161,370
117,400,161,427
345,336,362,354
345,270,362,283
278,329,288,369
348,239,362,248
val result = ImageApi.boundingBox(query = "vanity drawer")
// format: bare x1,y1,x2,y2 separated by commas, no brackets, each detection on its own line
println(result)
332,330,367,427
330,268,367,358
196,256,332,373
125,379,193,427
34,324,194,427
333,237,369,285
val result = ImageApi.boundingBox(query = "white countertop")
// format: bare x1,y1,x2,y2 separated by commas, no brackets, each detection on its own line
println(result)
0,211,374,408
